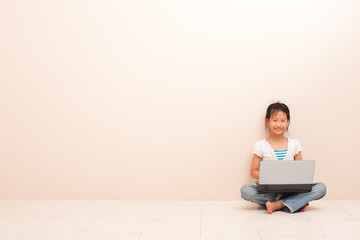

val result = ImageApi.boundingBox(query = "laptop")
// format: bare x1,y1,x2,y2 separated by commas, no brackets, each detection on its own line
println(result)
257,160,315,193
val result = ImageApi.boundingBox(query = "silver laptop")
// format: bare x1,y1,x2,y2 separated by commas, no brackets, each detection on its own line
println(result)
257,160,315,193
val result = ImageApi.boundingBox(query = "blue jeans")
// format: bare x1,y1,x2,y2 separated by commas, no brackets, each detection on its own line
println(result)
240,182,327,213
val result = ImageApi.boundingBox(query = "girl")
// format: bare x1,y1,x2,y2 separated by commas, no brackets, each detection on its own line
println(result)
240,102,326,214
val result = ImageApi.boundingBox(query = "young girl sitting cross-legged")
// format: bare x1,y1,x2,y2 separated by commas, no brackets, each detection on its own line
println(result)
240,102,327,214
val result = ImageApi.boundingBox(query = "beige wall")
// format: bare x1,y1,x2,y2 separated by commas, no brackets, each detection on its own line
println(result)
1,1,360,200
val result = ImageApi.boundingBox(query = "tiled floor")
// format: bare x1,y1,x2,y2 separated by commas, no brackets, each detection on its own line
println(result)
0,200,359,240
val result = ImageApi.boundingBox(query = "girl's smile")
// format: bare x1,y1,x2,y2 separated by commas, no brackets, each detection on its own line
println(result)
266,111,289,136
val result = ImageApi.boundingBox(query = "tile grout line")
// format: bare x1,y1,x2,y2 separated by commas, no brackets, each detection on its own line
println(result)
69,200,110,240
334,201,360,222
245,202,263,240
300,211,323,240
136,207,158,240
13,200,64,240
13,219,47,240
75,215,103,240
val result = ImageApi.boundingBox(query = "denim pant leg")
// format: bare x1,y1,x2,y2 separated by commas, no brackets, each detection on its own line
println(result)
280,182,327,213
241,184,282,206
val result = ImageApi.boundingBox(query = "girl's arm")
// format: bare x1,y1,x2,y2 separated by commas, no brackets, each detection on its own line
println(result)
294,151,302,160
250,154,262,180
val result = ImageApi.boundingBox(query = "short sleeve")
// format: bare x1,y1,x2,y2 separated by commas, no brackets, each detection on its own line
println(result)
252,141,263,158
294,139,303,155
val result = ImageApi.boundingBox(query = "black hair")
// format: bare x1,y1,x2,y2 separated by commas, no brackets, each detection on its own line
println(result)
265,102,290,129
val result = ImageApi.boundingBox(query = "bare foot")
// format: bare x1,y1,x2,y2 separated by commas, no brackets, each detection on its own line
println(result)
266,201,285,214
265,202,273,214
299,203,309,212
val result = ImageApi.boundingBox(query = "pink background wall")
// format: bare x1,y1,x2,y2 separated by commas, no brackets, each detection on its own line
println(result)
1,1,360,200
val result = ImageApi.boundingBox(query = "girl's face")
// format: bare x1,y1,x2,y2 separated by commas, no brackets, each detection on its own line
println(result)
265,111,289,136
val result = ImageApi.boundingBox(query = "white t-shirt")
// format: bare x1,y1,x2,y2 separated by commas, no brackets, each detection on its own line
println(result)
252,138,302,161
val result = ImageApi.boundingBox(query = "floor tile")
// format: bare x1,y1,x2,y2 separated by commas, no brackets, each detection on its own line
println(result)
0,199,359,240
143,220,200,234
333,200,360,221
78,231,140,240
202,201,247,214
0,216,44,233
150,210,201,221
0,231,23,240
307,220,360,235
87,215,147,232
139,232,199,240
259,233,322,240
201,219,258,235
256,221,315,236
201,232,261,240
15,231,82,240
201,212,253,223
319,233,360,240
31,218,97,232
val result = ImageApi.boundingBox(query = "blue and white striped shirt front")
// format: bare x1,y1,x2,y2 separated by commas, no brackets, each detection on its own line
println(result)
274,149,288,160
